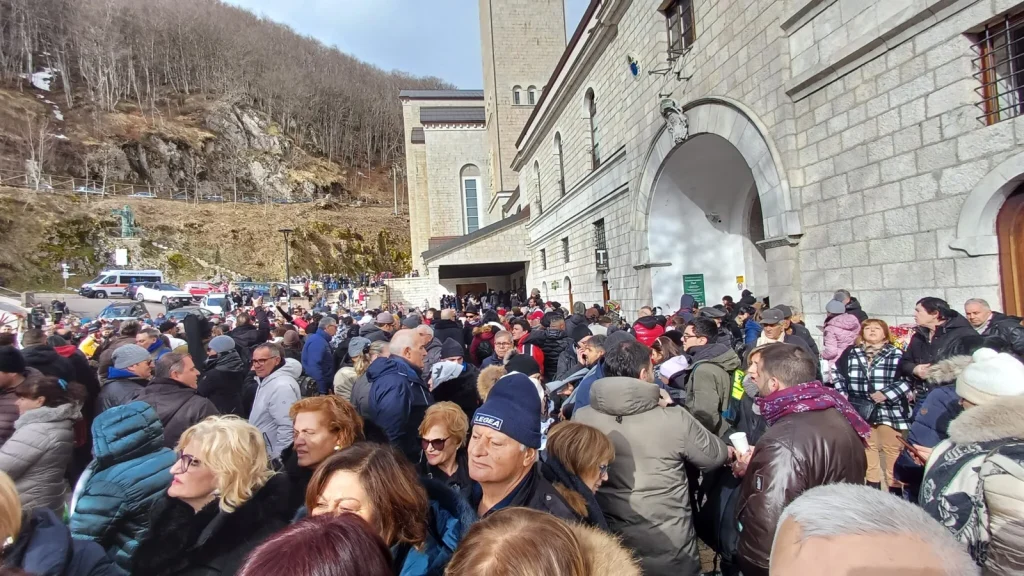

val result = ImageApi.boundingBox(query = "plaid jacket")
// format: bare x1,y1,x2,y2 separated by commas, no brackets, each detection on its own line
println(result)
833,343,911,430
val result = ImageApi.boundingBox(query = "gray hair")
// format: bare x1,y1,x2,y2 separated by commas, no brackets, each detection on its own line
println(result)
415,324,434,337
139,327,160,339
772,484,979,576
494,330,513,343
389,329,417,356
964,298,990,309
318,316,338,330
155,352,190,379
440,309,456,320
834,288,852,300
254,342,283,358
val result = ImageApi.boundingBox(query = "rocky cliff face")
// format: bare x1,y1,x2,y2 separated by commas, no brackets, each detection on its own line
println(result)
71,97,350,202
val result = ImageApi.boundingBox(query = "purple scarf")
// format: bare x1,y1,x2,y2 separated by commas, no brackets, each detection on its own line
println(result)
756,381,872,441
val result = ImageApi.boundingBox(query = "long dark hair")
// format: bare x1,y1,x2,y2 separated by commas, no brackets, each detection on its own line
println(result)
238,514,392,576
14,373,86,407
916,297,956,321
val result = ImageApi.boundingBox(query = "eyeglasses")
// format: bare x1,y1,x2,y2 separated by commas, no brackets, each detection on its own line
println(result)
252,357,273,366
420,437,449,451
175,451,201,473
599,464,609,476
682,333,699,340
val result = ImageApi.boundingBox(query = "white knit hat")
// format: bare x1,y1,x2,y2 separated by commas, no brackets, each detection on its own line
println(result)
956,348,1024,405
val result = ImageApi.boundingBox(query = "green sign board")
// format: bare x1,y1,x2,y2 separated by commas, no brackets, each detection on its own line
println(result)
683,274,706,307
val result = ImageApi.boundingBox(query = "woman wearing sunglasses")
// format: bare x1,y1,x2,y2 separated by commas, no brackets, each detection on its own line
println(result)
540,422,615,529
417,402,470,491
133,416,290,576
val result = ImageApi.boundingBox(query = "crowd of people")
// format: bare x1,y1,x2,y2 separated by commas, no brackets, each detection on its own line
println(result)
0,284,1021,576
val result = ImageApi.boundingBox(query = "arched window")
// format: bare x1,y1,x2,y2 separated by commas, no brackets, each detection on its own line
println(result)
585,89,600,169
527,85,537,105
554,132,565,197
533,160,542,215
461,164,481,233
512,85,522,105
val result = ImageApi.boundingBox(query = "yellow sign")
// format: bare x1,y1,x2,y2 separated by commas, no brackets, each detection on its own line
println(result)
736,275,745,284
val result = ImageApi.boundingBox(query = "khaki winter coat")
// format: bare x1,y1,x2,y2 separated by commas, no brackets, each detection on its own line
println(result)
574,376,728,576
0,403,79,512
922,396,1024,576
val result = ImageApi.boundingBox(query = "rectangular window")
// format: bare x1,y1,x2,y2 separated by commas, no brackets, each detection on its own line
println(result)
540,249,547,271
528,90,536,105
663,0,695,57
513,90,521,105
973,13,1024,125
562,238,570,263
594,219,607,250
464,178,479,233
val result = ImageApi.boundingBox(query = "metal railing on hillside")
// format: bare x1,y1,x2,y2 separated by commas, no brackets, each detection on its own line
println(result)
0,168,321,205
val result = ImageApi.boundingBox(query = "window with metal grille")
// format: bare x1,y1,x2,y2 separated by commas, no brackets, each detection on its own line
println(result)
585,89,600,169
540,249,547,270
662,0,695,58
973,13,1024,125
562,238,570,262
555,133,566,196
594,219,607,250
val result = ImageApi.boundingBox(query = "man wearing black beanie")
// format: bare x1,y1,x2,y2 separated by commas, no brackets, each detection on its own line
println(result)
468,373,574,521
0,346,28,447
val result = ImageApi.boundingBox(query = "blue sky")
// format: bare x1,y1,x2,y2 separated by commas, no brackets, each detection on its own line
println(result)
224,0,591,88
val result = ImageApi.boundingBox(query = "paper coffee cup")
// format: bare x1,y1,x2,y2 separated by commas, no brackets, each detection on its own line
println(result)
730,432,750,455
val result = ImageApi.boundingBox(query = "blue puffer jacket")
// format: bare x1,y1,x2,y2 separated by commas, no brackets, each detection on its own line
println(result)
368,356,433,462
6,508,124,576
893,384,962,499
743,320,763,345
395,479,476,576
69,401,176,571
301,329,336,395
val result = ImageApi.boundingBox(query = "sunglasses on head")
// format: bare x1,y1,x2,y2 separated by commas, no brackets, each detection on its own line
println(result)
420,437,449,451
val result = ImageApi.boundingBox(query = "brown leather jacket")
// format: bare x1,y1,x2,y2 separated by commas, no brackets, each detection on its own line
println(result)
736,408,867,576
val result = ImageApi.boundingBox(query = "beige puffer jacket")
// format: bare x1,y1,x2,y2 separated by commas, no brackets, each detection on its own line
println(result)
573,376,728,576
0,403,79,512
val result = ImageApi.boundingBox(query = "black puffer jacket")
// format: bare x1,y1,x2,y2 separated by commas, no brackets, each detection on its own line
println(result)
523,328,573,380
227,324,263,351
898,312,976,394
432,363,481,423
134,378,219,449
981,311,1024,359
133,473,291,576
432,319,466,353
22,345,76,382
198,350,247,416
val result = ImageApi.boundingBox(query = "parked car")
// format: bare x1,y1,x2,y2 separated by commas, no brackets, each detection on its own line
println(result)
97,302,149,322
134,282,193,306
200,293,231,316
184,281,216,299
74,186,103,195
164,306,217,323
125,282,147,301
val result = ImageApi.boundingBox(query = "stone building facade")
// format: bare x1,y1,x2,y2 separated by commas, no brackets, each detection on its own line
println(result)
394,0,1024,331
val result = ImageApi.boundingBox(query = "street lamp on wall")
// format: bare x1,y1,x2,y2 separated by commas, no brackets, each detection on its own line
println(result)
278,228,293,308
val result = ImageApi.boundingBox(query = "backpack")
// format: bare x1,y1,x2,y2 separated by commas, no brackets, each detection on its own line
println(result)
297,373,319,397
722,368,746,425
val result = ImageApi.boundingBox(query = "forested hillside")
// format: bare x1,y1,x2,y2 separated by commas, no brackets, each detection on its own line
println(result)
0,0,449,172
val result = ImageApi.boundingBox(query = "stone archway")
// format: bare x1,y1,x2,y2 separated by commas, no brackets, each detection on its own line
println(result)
629,98,798,312
950,150,1024,257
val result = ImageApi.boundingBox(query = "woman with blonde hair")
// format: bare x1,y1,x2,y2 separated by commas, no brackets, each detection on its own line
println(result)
417,401,471,491
541,422,615,529
307,443,473,576
280,395,364,514
350,340,389,419
1,471,120,575
444,508,639,576
133,416,291,576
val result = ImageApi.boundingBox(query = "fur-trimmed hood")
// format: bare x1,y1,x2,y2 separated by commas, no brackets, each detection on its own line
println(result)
926,355,973,385
568,522,641,575
947,395,1024,444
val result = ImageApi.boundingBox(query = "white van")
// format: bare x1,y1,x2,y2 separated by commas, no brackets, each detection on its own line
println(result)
79,269,164,299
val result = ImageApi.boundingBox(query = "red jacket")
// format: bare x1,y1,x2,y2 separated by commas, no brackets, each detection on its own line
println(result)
515,342,546,378
632,316,665,347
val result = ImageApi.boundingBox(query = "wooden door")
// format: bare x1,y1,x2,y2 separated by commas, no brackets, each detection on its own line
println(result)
998,189,1024,317
602,280,610,304
567,279,574,310
456,283,487,300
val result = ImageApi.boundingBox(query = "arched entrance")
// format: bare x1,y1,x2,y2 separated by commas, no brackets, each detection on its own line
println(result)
648,134,767,312
632,98,798,314
998,188,1024,316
